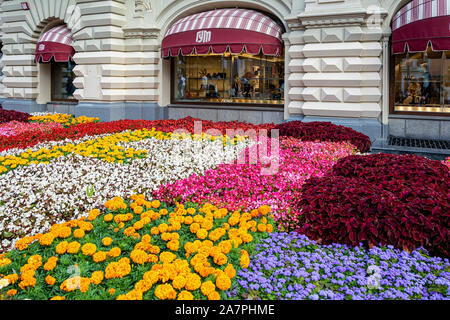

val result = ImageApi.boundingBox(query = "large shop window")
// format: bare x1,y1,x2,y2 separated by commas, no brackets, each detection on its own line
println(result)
35,25,77,102
162,8,284,106
391,0,450,115
173,53,284,105
51,60,76,101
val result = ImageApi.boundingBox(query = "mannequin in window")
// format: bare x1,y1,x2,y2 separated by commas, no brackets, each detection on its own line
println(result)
241,72,253,98
178,74,186,98
403,76,421,105
232,74,240,97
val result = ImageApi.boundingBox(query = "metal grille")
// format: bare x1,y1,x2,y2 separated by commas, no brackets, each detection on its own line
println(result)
388,136,450,150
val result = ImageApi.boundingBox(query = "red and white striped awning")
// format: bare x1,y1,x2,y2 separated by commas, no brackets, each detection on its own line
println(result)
392,0,450,54
35,25,75,63
161,8,283,58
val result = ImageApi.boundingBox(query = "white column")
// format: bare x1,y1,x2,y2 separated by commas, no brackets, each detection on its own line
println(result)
381,34,390,127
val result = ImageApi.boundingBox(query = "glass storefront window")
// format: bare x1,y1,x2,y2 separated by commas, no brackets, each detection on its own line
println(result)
393,46,449,114
172,52,284,105
51,60,76,101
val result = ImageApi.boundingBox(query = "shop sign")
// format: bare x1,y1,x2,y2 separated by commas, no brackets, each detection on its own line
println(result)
195,30,211,43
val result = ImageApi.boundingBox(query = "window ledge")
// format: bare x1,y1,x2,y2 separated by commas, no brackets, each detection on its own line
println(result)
168,104,284,112
389,114,450,121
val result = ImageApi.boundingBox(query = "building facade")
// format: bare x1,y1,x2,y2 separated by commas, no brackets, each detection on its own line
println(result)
0,0,448,143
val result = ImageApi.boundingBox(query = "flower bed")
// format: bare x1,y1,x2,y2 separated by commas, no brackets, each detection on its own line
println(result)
294,153,450,257
231,232,450,300
29,113,99,128
0,116,448,300
0,109,30,124
273,121,372,153
0,131,249,253
154,137,357,230
0,116,273,152
0,197,274,300
0,121,63,138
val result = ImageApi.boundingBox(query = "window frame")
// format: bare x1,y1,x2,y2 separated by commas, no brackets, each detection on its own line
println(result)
50,59,78,103
389,39,449,117
169,53,285,108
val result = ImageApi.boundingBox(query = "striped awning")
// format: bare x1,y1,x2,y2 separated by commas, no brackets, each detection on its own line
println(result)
161,8,283,58
392,0,450,54
35,25,75,63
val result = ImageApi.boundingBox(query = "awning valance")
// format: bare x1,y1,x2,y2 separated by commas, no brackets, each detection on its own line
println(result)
161,8,283,58
35,25,75,63
392,0,450,54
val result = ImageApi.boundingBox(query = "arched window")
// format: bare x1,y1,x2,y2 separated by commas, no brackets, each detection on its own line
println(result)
35,25,77,102
162,8,285,106
391,0,450,115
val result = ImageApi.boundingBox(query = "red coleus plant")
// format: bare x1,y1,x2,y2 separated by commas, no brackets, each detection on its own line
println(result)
294,153,450,258
0,109,31,124
273,121,372,153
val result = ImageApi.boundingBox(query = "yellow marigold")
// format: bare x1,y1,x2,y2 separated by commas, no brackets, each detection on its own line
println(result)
224,264,236,279
143,270,159,285
213,253,228,266
91,271,104,285
73,229,85,239
0,258,12,267
158,223,168,234
184,216,194,225
200,280,216,296
78,221,94,232
167,240,179,251
133,206,144,214
172,275,187,290
105,259,131,279
154,283,176,300
60,276,91,293
67,241,81,254
44,257,58,271
4,274,19,285
108,247,121,258
201,220,214,231
6,289,17,297
50,296,66,300
241,233,253,243
267,224,273,233
159,251,176,264
257,224,267,233
81,243,97,256
130,249,148,264
218,241,232,254
108,288,116,295
14,236,35,250
27,255,42,268
151,200,161,208
186,207,196,215
141,234,151,243
123,227,136,237
258,205,271,216
56,226,72,238
216,274,231,291
18,277,36,290
185,273,201,291
39,233,55,246
102,237,113,246
148,254,158,263
87,209,101,221
45,275,56,286
93,251,107,263
240,250,250,268
208,291,220,300
104,214,113,222
177,290,194,300
150,227,159,235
